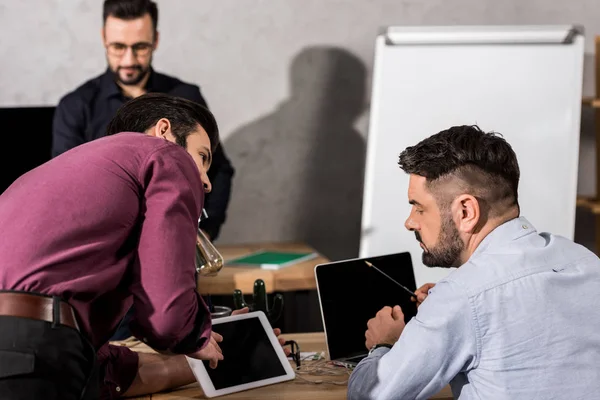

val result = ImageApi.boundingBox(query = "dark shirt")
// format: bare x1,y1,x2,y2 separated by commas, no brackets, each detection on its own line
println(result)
52,69,234,239
0,133,212,398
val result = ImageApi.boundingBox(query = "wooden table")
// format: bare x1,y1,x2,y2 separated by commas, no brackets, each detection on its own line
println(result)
125,332,453,400
199,243,328,296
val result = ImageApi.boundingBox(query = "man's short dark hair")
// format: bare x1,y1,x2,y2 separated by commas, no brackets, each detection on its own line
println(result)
103,0,158,33
106,93,220,152
398,125,520,216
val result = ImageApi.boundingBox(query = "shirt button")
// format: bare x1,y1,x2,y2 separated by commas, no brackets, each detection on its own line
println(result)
522,224,528,229
116,386,121,392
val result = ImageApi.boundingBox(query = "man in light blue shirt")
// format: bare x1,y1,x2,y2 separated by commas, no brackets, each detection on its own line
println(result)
348,125,600,399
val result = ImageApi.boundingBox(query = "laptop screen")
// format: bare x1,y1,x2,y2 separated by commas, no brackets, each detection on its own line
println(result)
316,252,418,361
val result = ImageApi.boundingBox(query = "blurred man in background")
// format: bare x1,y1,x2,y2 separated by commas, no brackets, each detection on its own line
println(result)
52,0,234,241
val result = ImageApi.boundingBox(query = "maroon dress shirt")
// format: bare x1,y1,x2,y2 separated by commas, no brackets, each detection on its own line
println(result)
0,132,212,398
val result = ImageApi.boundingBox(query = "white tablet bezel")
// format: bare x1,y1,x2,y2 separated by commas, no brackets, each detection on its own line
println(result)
185,311,295,398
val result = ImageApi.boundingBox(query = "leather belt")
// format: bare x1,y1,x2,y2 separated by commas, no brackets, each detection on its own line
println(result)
0,291,79,331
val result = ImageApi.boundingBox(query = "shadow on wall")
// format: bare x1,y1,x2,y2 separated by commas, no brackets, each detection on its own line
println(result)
219,46,368,261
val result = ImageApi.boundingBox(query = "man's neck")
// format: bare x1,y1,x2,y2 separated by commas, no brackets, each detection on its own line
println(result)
117,72,151,99
462,209,520,263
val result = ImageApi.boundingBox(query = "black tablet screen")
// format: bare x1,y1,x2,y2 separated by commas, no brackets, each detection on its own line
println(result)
203,316,288,390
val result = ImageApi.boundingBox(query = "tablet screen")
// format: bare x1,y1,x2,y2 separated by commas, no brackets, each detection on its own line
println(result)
203,316,288,390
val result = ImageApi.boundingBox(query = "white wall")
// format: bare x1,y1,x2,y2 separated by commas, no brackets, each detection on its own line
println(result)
1,0,598,259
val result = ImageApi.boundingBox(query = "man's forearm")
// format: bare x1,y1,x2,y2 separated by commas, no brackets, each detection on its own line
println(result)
124,353,195,397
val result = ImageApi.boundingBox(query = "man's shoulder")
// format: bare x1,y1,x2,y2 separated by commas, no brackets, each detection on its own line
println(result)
152,71,204,103
98,133,196,168
153,70,197,90
57,72,106,107
93,132,174,153
446,229,599,297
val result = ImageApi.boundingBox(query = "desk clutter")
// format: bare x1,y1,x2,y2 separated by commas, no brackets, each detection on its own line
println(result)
293,356,351,386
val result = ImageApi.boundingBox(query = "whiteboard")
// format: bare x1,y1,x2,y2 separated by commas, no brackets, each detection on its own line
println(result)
360,25,585,287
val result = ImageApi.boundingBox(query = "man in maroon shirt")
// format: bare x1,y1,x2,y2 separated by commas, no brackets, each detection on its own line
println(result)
0,93,224,399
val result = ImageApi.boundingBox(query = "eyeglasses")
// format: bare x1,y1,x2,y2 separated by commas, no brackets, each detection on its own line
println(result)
284,340,301,369
106,42,153,57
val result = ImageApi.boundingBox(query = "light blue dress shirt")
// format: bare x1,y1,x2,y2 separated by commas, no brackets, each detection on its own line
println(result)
348,216,600,399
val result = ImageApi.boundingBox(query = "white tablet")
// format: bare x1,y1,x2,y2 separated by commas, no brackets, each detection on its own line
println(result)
185,311,296,398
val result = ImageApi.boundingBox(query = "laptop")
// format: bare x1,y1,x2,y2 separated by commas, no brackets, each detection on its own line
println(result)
315,252,417,367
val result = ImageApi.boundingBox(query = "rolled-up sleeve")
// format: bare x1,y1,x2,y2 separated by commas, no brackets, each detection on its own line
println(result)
348,280,478,400
97,344,139,400
129,144,212,354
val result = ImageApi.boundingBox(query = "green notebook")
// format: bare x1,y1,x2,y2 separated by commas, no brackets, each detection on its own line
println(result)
226,250,317,270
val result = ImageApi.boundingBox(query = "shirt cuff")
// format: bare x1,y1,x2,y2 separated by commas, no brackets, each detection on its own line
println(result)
97,344,139,399
370,346,392,358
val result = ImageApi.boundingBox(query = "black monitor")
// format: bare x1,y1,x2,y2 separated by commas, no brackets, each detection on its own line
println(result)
1,106,54,193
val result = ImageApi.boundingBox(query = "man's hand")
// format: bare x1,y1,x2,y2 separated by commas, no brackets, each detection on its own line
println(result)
231,307,291,356
365,306,405,350
411,283,436,308
187,331,223,369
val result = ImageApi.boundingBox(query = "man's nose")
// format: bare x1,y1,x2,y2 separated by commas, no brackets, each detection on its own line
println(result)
405,217,416,231
121,47,136,64
202,176,212,193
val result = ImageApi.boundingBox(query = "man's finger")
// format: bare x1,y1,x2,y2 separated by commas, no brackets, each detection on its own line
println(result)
214,342,223,355
209,342,222,355
279,337,286,346
415,283,431,295
367,317,375,329
209,349,223,369
377,306,392,316
417,283,435,294
273,328,281,336
208,340,222,355
231,307,250,316
365,331,373,349
211,331,223,342
392,305,404,321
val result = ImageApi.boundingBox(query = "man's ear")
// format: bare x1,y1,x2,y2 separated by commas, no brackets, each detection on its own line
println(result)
452,194,480,233
147,118,172,140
